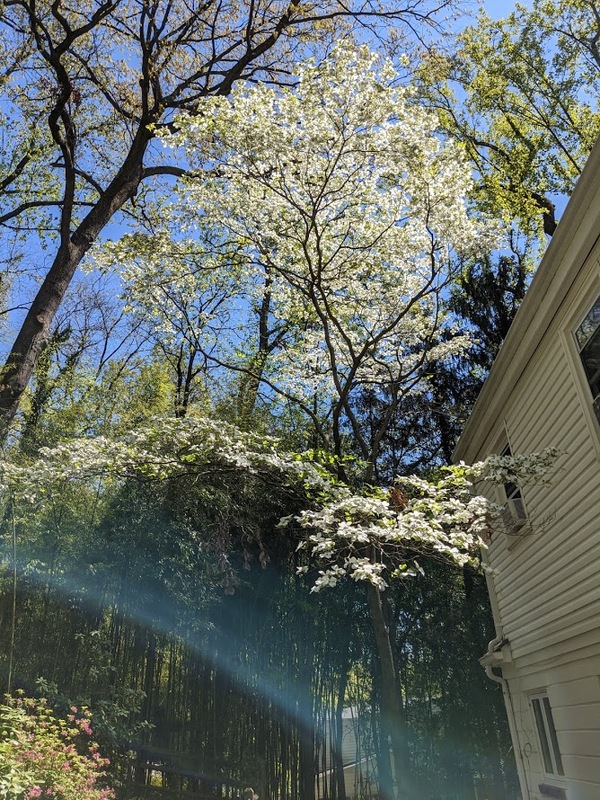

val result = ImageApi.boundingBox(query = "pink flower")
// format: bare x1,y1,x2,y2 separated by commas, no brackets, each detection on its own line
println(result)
26,787,42,799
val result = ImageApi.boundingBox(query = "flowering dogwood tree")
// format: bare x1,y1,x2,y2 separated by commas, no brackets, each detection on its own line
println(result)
293,448,560,592
97,43,498,465
0,415,559,592
0,0,470,438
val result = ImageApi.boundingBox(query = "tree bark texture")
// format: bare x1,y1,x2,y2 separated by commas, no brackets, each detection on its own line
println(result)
366,582,411,800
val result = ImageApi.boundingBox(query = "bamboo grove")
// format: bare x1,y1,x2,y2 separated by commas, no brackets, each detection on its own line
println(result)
0,466,517,799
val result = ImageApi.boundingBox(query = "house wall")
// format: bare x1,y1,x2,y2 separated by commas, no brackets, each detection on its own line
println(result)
454,139,600,800
315,714,378,799
481,257,600,797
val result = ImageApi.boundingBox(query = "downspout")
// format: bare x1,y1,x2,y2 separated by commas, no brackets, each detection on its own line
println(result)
478,535,531,800
480,634,530,800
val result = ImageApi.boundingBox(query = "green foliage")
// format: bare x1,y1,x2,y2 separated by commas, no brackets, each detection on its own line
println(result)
449,250,529,372
391,562,519,797
0,408,530,797
0,693,114,800
419,0,600,240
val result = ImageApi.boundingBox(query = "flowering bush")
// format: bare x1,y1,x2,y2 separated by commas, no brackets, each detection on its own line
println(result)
0,693,114,800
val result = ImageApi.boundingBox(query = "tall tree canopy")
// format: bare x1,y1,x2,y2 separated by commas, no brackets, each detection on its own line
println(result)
101,43,494,474
0,0,459,438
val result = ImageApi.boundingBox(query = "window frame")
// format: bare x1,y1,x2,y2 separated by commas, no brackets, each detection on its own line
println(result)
499,443,528,535
559,273,600,462
501,443,523,504
530,693,564,778
574,293,600,425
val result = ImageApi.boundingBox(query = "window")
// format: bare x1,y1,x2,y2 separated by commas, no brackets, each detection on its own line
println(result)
531,694,564,777
575,294,600,424
501,443,522,503
500,444,527,530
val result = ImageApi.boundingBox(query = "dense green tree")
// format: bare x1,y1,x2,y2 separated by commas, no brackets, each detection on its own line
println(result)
396,0,600,470
0,412,372,799
418,0,600,240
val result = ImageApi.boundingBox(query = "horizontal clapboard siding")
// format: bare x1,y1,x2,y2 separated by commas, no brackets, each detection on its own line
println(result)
491,323,600,665
477,310,600,795
455,140,600,800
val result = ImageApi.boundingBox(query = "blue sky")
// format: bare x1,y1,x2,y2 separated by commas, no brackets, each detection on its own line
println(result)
485,0,525,16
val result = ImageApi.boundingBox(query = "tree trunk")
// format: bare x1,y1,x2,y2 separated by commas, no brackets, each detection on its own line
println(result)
365,583,410,800
334,671,349,800
0,126,150,439
298,626,316,800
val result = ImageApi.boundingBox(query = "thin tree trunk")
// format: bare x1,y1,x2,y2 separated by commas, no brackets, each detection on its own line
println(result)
298,627,316,800
0,126,151,439
365,583,410,800
334,671,348,800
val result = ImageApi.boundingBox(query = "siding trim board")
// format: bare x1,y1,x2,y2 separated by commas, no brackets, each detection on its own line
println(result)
559,273,600,461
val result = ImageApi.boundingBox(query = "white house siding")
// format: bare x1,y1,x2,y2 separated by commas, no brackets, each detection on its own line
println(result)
480,308,600,798
315,712,378,799
454,137,600,800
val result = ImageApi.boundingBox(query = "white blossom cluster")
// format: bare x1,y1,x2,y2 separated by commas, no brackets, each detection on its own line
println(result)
90,230,248,366
0,417,560,593
294,468,496,592
156,42,500,410
292,448,561,592
474,447,562,485
0,416,331,505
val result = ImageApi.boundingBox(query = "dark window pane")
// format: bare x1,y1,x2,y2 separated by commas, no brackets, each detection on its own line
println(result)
576,297,600,350
532,698,554,774
543,697,564,776
580,326,600,401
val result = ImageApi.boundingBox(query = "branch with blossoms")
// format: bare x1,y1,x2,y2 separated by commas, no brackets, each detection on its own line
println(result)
474,447,562,485
0,415,331,507
291,448,562,592
0,412,560,595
